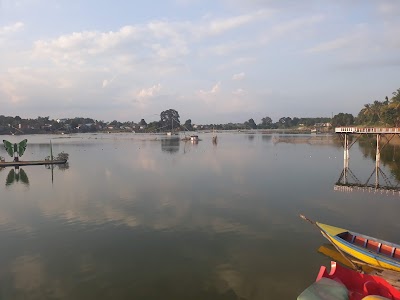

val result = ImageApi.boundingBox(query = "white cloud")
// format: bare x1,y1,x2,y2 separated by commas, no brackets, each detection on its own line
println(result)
194,9,274,38
233,88,245,95
0,22,24,35
261,15,324,44
203,41,245,56
137,84,162,98
377,1,400,16
0,80,23,104
102,75,117,88
306,36,354,53
199,82,221,95
207,9,273,35
232,72,245,80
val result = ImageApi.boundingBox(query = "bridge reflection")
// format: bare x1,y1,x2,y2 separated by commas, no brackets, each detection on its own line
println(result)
334,166,400,195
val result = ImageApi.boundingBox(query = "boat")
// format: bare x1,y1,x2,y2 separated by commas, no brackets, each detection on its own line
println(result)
300,215,400,273
318,243,376,274
298,261,400,300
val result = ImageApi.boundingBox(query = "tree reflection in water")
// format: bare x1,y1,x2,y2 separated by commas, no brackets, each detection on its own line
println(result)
161,137,180,154
5,168,29,186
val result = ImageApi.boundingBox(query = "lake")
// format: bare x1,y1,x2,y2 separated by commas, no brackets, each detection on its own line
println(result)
1,132,400,299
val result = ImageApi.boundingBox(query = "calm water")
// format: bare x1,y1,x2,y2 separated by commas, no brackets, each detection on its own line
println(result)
1,132,400,299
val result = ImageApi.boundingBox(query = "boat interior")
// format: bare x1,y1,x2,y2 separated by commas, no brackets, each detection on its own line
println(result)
338,232,400,260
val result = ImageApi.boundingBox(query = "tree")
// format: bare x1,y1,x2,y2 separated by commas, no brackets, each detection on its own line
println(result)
278,117,292,128
392,88,400,103
183,119,193,131
70,119,79,129
261,116,272,128
160,109,180,131
332,113,354,126
146,121,161,132
247,118,257,129
139,119,147,126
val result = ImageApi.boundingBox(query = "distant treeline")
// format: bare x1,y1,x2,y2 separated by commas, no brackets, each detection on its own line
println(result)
1,88,399,134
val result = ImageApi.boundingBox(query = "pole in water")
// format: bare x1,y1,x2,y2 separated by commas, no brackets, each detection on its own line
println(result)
50,140,53,161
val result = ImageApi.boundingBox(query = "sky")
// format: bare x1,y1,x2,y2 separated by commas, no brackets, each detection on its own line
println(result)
0,0,399,124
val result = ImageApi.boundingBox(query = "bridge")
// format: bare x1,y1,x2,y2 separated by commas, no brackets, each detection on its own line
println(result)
335,127,400,194
335,127,400,134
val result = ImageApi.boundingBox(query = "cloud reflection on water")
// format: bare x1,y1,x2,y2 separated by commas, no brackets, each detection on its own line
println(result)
2,133,400,299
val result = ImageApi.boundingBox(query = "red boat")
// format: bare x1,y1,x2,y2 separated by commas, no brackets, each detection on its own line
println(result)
298,261,400,300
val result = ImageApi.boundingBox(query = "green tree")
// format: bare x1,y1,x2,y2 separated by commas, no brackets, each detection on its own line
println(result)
160,109,180,131
392,88,400,103
261,116,272,128
244,118,257,129
183,119,193,131
332,113,354,126
248,118,257,129
278,117,292,128
139,119,147,126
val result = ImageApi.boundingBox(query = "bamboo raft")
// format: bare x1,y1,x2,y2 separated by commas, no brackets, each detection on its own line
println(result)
0,160,67,167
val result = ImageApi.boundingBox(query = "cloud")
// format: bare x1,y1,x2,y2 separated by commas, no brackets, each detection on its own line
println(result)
0,22,24,35
306,36,354,53
377,1,400,16
137,84,162,98
233,88,245,95
102,75,117,88
205,9,274,36
232,72,245,80
199,82,221,95
260,14,325,44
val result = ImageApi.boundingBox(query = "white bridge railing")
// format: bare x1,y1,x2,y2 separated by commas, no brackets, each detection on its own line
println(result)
335,127,400,134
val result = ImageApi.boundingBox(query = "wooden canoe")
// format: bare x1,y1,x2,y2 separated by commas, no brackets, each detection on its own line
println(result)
317,222,400,273
0,160,67,167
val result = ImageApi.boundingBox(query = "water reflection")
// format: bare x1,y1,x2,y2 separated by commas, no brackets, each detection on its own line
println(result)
335,166,400,194
2,133,400,299
335,138,400,194
212,136,218,146
6,168,29,186
359,141,400,182
247,134,255,141
45,162,70,171
261,135,272,142
161,137,180,153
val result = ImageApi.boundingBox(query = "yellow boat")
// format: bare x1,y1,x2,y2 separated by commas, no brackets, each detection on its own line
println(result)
316,222,400,273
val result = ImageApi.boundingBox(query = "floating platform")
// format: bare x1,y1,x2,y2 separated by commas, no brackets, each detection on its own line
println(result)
0,160,67,167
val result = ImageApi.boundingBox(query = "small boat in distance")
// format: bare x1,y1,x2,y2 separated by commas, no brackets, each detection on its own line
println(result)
298,261,400,300
300,215,400,273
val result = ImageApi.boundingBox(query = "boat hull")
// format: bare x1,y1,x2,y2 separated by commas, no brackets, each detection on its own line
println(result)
317,222,400,273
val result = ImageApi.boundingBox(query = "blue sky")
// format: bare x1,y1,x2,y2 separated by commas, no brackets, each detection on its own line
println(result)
0,0,399,123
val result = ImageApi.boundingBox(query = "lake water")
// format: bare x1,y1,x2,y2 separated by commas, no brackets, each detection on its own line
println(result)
1,132,400,299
